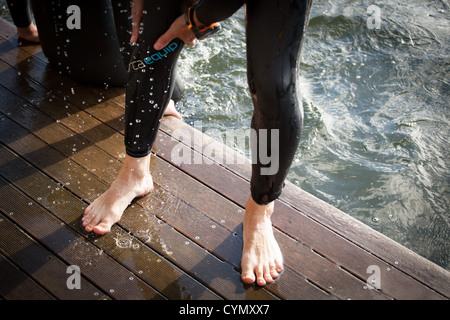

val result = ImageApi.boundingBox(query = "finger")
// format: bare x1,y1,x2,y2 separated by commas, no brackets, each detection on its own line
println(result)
130,0,144,43
130,15,143,43
185,37,196,47
154,30,175,51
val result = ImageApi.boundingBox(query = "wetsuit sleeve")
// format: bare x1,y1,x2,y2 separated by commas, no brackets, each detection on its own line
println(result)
195,0,245,25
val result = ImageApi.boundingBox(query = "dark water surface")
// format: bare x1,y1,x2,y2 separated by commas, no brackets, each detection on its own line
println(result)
1,0,448,270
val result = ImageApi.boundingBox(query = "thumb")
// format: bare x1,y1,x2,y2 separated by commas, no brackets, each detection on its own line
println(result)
154,30,174,51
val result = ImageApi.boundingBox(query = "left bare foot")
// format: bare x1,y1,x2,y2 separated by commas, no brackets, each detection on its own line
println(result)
240,196,283,286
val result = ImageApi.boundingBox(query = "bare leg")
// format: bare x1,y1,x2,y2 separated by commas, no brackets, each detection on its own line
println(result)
82,154,153,234
241,196,283,286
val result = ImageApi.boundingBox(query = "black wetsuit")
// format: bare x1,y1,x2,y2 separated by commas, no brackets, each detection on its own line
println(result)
6,0,33,28
112,0,313,205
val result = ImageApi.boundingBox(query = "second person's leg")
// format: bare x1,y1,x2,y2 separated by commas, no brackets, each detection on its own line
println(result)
241,0,313,285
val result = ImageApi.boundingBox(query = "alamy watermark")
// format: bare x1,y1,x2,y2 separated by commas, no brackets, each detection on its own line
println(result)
366,265,381,290
367,5,382,30
170,121,280,176
66,265,81,290
66,5,81,30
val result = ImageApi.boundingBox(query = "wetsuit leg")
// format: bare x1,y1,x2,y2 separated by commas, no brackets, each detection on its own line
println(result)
197,0,312,204
6,0,33,28
246,0,313,204
112,0,195,157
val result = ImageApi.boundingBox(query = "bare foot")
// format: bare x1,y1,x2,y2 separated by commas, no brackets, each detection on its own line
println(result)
164,99,181,119
240,196,283,286
17,23,40,43
82,155,153,234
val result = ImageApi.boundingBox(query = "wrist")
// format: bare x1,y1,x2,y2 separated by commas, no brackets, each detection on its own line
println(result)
185,5,221,40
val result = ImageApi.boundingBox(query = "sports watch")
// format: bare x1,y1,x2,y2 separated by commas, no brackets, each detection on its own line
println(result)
185,5,221,40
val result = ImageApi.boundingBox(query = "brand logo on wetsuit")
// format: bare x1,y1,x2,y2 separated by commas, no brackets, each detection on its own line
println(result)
128,42,178,72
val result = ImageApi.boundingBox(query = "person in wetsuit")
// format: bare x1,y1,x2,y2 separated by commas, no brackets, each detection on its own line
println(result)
82,0,313,287
6,0,39,42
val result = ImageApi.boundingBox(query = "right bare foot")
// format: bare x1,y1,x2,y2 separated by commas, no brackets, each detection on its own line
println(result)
82,155,153,234
240,197,283,286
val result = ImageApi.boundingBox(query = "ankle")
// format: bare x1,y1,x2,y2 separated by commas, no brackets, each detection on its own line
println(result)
119,155,151,180
245,196,274,219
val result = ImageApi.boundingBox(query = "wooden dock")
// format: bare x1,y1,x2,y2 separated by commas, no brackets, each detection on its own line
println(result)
0,17,449,301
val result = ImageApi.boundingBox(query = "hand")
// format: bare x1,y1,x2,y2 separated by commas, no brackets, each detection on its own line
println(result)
154,14,196,50
130,0,144,43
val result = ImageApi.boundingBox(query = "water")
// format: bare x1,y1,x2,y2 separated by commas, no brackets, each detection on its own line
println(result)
1,0,448,270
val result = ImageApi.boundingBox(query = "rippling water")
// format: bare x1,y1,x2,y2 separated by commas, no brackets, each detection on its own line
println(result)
1,0,448,269
176,1,449,270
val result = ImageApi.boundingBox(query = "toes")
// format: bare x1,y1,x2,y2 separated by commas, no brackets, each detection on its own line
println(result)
270,267,279,279
263,266,274,284
84,216,100,232
82,213,99,232
241,265,256,284
269,262,280,279
241,273,256,285
274,256,284,273
93,223,111,235
255,267,266,286
92,217,115,235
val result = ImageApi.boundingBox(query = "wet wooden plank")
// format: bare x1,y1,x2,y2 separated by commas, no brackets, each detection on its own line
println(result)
0,129,223,300
0,210,109,300
0,251,55,300
0,171,164,300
